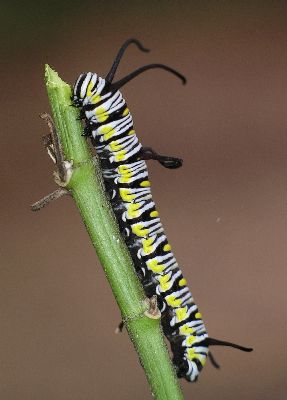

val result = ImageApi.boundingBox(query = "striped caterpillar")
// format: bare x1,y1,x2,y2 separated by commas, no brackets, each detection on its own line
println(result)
73,39,252,382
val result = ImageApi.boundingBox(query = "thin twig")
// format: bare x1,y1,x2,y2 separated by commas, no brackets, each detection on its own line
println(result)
31,188,69,211
40,112,66,182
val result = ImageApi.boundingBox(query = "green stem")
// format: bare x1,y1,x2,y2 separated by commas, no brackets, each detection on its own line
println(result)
44,65,184,400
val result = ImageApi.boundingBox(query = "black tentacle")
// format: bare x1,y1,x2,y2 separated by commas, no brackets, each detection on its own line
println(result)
208,352,220,369
111,63,186,91
208,337,253,352
105,38,150,82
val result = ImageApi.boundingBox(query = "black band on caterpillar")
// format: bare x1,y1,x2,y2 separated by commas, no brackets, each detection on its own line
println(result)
72,39,253,382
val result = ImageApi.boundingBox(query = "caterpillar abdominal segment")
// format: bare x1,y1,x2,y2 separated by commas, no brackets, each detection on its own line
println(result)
73,38,253,382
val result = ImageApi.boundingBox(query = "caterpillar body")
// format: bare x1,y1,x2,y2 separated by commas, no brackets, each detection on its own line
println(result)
73,39,252,382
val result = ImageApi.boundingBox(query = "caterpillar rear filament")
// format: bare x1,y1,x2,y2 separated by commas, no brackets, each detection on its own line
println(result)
73,39,252,382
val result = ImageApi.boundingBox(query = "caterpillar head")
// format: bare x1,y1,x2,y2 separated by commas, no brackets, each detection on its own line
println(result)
73,72,106,107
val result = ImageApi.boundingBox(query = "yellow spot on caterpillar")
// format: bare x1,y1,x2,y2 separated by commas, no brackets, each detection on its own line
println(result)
175,306,188,322
118,168,132,183
86,82,94,97
199,355,207,366
142,237,155,255
128,129,135,135
146,259,165,273
95,106,108,122
122,107,129,116
110,141,122,151
187,349,206,365
95,106,104,115
195,312,202,319
165,294,182,308
119,188,136,202
99,125,116,140
179,278,187,287
140,180,150,187
131,224,149,237
185,335,197,346
98,115,108,122
127,203,141,219
163,244,171,252
179,324,195,336
87,82,101,101
118,165,132,175
150,211,159,218
91,94,101,104
159,274,171,292
115,150,127,162
186,348,195,359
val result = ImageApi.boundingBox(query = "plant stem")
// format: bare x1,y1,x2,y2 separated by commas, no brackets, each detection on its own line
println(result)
44,65,184,400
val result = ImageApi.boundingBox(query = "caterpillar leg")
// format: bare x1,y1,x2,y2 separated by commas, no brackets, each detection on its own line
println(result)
139,147,183,169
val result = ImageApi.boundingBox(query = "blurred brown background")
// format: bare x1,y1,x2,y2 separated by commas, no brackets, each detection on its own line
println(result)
1,1,287,399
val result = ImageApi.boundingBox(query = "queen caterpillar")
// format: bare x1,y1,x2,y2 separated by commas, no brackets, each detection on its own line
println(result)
73,38,252,382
